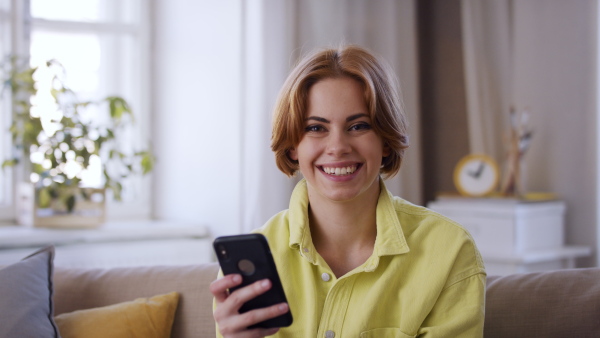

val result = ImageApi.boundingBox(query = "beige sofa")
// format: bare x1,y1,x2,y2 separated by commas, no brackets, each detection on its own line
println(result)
53,263,600,337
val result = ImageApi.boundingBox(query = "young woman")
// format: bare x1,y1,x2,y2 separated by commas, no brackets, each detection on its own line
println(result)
211,45,486,338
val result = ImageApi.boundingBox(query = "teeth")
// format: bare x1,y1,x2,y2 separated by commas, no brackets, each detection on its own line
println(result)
323,165,357,176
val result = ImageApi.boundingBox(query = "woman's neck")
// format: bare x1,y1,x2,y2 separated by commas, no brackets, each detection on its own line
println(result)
307,179,381,276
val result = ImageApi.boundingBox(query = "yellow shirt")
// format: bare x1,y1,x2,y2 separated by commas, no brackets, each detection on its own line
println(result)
217,179,486,337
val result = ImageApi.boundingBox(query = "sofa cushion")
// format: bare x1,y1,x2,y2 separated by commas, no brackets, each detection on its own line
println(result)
53,263,220,338
55,291,179,338
0,246,60,338
485,268,600,338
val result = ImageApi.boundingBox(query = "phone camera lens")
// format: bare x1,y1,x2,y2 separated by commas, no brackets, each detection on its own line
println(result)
217,245,228,259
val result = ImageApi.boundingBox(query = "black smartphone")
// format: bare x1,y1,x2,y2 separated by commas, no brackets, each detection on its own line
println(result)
213,233,293,329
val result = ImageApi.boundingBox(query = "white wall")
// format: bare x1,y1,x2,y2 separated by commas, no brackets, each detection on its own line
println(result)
152,1,243,237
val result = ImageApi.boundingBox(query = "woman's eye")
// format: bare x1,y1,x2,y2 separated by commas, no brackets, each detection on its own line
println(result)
349,122,371,131
305,125,325,133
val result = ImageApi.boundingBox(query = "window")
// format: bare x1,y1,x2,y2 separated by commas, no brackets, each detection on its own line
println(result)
0,0,151,220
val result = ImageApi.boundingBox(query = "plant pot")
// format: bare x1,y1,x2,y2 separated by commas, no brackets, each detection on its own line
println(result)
16,182,106,228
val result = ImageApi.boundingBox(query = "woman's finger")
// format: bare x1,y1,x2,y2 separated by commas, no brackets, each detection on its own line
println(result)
213,277,290,336
213,278,272,323
210,274,242,303
237,303,289,329
224,279,272,310
218,303,289,336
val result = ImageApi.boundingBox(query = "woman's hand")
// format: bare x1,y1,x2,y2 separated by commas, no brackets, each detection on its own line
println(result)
210,274,290,338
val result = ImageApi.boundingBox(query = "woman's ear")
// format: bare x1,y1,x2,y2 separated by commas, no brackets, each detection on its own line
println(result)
382,143,391,157
288,148,298,161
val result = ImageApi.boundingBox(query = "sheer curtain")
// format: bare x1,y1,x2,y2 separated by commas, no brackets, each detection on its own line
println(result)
461,0,513,160
241,0,421,232
240,0,299,233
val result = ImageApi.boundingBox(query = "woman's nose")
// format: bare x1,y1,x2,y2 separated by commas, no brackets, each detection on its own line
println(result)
326,130,351,156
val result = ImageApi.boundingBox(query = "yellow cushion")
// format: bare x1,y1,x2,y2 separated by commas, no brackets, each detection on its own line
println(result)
54,292,179,338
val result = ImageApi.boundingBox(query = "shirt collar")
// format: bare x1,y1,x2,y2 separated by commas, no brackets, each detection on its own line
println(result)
288,179,316,262
288,178,410,266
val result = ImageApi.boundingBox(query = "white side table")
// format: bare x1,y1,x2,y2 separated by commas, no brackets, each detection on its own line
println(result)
0,220,214,269
428,197,592,276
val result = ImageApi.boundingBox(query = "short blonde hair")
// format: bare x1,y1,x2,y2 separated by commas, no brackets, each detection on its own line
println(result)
271,45,409,178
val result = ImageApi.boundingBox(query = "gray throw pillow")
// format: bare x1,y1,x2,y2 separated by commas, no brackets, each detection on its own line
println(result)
0,246,60,338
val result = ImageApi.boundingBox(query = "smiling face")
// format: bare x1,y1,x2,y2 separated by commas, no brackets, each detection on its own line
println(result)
289,77,390,203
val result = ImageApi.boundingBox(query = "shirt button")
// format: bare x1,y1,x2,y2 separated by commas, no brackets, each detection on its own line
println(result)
303,247,309,253
325,330,335,338
321,273,331,282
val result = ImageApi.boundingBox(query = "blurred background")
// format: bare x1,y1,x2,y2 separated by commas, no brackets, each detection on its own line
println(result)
1,0,598,269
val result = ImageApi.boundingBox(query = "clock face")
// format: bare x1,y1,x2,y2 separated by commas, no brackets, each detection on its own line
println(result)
453,154,499,197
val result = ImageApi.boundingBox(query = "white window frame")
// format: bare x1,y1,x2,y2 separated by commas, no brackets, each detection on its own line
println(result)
0,0,27,221
0,0,153,222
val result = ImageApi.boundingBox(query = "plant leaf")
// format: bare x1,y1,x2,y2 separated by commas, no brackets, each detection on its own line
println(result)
2,159,18,169
140,152,155,175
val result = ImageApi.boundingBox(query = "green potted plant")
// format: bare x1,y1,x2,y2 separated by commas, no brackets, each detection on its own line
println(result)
1,57,154,228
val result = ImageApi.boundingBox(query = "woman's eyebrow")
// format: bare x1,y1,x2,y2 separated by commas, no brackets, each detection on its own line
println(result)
306,116,329,123
346,113,369,122
305,113,369,123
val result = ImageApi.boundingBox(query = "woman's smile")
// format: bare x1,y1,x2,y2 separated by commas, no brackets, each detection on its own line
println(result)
320,164,359,175
318,163,362,181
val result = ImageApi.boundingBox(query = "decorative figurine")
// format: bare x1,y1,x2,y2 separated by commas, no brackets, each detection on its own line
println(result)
501,107,533,197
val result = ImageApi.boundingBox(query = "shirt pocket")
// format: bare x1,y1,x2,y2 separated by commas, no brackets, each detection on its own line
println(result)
360,328,416,338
